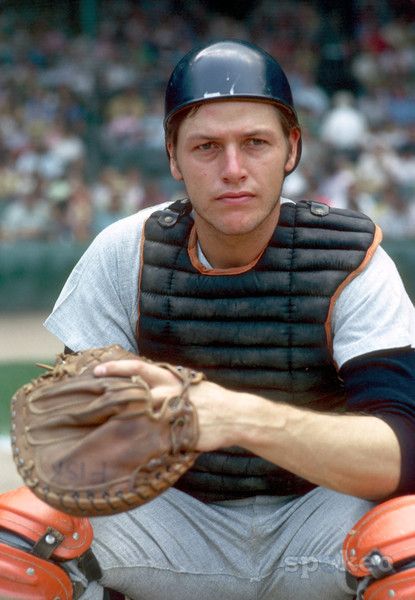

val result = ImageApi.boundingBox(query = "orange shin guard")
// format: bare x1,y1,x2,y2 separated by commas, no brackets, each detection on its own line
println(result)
0,486,96,600
343,495,415,599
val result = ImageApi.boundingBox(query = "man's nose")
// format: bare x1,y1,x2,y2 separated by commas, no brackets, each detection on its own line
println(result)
221,145,247,182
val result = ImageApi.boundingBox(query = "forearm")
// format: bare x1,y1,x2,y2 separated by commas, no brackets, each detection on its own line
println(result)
192,382,401,500
93,357,404,500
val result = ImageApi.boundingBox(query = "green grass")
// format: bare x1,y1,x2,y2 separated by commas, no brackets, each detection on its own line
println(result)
0,360,53,434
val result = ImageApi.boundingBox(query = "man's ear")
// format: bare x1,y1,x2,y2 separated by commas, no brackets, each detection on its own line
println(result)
284,127,301,173
167,142,183,181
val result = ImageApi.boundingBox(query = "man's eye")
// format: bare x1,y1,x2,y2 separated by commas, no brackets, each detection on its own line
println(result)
248,138,266,146
197,142,215,151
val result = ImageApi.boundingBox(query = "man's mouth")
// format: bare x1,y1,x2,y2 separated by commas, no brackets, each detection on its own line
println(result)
215,192,255,203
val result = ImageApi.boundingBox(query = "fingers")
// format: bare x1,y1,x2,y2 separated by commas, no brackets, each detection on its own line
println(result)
94,359,142,378
94,359,178,389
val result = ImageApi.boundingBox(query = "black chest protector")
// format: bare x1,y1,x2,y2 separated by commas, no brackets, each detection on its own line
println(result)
137,199,377,500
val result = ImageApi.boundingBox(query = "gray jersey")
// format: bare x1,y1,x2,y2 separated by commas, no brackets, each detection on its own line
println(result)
45,200,415,369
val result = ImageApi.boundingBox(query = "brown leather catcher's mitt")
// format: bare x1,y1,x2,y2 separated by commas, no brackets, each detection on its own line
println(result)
11,345,203,517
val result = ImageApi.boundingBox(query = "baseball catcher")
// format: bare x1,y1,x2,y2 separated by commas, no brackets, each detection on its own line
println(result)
4,38,415,600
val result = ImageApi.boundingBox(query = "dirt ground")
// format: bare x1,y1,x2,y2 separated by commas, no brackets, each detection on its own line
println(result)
0,436,21,492
0,311,62,361
0,312,62,492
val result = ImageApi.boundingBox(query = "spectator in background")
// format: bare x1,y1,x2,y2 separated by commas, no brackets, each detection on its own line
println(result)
104,86,146,149
140,94,165,149
15,137,66,181
141,178,168,210
123,167,145,214
0,154,22,204
317,154,357,209
379,142,415,193
354,139,391,197
377,185,415,240
48,199,73,242
90,166,145,216
45,117,85,173
66,175,93,242
46,180,73,242
92,189,128,235
0,177,51,242
90,167,122,213
320,91,369,156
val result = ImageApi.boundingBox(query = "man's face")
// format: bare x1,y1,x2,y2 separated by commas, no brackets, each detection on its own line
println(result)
168,100,300,240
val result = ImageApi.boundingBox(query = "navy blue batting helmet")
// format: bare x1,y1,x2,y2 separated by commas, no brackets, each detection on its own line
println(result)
164,40,301,170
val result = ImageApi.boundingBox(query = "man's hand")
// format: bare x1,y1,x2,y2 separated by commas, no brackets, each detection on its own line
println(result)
94,359,239,453
94,359,183,407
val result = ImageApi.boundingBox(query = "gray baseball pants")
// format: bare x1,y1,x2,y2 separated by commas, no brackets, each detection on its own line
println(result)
73,486,373,600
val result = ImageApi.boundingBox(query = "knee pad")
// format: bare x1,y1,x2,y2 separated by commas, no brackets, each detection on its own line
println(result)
343,495,415,599
0,486,99,599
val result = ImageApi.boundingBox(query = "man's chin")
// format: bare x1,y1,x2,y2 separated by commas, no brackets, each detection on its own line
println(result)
208,219,265,238
194,204,280,239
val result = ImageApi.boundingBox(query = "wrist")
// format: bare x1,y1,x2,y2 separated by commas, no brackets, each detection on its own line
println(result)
214,390,286,452
234,393,290,450
188,381,260,451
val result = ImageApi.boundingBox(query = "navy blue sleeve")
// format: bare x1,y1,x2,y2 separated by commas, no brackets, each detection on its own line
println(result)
339,347,415,495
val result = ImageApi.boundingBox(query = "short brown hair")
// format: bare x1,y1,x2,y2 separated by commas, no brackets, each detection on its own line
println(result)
165,105,200,151
165,100,299,153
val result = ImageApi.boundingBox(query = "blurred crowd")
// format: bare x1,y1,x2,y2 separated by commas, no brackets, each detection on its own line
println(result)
0,0,414,243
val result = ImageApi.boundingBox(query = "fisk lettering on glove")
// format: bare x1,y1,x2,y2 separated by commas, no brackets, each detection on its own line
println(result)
51,460,110,485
